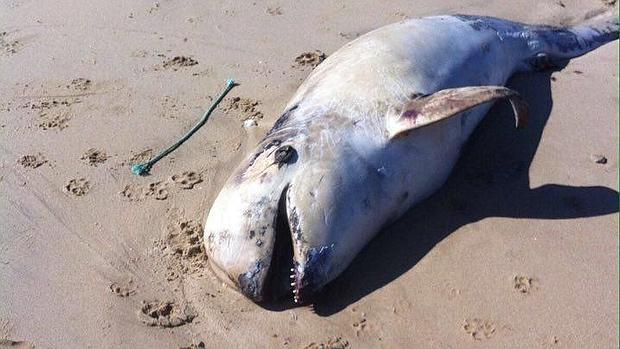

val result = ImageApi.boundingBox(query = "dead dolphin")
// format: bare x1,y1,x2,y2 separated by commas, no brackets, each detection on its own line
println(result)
204,12,618,303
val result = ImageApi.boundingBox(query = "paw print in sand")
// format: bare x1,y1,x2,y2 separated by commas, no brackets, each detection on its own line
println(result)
65,178,90,196
514,275,537,294
172,171,202,189
138,300,197,327
294,50,327,69
463,318,496,340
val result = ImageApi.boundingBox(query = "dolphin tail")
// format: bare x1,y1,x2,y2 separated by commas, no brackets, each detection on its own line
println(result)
523,10,618,70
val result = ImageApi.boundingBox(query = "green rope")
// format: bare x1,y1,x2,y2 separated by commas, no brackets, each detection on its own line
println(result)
131,79,237,176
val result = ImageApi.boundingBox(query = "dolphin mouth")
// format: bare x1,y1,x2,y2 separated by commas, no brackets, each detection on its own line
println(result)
261,184,296,302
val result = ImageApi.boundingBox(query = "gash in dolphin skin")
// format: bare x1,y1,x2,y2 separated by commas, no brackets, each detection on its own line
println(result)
204,12,619,303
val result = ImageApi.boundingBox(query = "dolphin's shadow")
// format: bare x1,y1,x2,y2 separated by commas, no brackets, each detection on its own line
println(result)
310,71,619,316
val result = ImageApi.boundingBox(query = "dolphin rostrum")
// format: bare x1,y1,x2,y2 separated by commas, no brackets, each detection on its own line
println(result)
204,12,618,303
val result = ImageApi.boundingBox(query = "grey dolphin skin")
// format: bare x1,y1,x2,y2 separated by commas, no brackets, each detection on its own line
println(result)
204,12,619,304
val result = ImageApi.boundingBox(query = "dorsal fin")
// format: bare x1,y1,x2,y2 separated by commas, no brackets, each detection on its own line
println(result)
386,86,529,139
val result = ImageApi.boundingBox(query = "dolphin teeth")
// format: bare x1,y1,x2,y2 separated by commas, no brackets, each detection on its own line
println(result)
290,282,295,286
292,289,298,294
289,275,295,279
290,268,294,272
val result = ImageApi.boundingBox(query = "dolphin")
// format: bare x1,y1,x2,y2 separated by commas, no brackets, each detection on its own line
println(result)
204,12,618,303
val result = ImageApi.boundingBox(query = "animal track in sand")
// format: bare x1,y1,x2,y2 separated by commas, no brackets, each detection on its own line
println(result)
38,111,70,130
119,184,143,202
137,300,197,327
145,181,170,200
0,31,22,55
302,337,349,349
294,50,327,69
67,78,92,91
18,153,47,169
514,275,537,294
223,96,264,121
65,178,90,196
352,317,367,336
165,219,206,266
119,182,169,202
463,318,496,340
120,171,201,202
171,171,202,189
155,214,207,281
109,281,136,297
162,56,198,70
124,149,154,166
20,99,75,111
179,341,206,349
266,6,283,15
81,148,109,166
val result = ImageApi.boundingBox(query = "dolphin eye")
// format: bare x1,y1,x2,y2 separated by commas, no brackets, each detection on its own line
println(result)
274,145,297,168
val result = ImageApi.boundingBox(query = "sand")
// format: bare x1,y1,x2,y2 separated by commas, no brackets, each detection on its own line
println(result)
0,0,618,348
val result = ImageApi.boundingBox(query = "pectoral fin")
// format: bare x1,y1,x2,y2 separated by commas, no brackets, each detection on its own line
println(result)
386,86,529,139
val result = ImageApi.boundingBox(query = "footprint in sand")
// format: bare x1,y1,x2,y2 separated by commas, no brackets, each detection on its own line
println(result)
514,275,537,294
162,56,198,71
120,182,169,202
145,181,170,200
0,31,22,55
223,96,264,121
294,50,327,69
462,318,496,340
38,111,71,130
171,171,202,189
120,184,143,202
164,219,207,270
137,300,197,328
67,78,92,91
81,148,109,166
124,149,154,167
18,153,47,169
65,178,90,197
109,281,136,297
352,317,368,337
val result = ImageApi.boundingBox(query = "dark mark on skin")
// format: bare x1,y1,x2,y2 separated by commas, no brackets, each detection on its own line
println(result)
256,239,263,247
274,145,297,168
401,191,409,202
288,205,302,242
403,109,420,122
217,230,230,244
206,232,215,251
238,261,263,301
249,230,255,239
269,104,299,134
294,246,334,302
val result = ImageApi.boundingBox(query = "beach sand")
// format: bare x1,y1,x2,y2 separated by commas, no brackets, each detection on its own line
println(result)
0,0,618,348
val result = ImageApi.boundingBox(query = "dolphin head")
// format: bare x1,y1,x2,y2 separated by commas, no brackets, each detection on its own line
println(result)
204,107,392,304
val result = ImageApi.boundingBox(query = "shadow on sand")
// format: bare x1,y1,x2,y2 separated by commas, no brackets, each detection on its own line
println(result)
298,71,619,315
